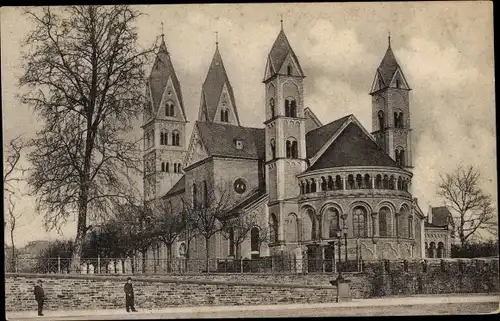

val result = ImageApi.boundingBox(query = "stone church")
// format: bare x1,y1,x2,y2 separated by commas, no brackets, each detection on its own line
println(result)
142,24,427,268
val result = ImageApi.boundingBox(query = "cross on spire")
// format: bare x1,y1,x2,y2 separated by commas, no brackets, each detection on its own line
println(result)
161,22,164,41
280,14,283,30
388,30,391,47
215,31,219,47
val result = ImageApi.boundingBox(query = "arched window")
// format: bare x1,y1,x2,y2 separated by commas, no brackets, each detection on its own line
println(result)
269,98,275,117
269,213,278,243
347,174,354,190
173,163,177,173
395,148,405,167
375,174,382,189
287,64,292,75
379,207,389,237
220,109,229,122
251,227,260,255
178,163,182,173
352,206,367,238
321,177,327,191
397,176,403,190
165,162,169,173
203,180,208,207
327,176,334,190
335,175,342,190
228,227,235,257
285,98,296,117
310,178,317,193
437,242,444,258
270,139,276,159
383,175,389,189
394,111,403,128
161,162,165,172
305,181,310,194
300,181,305,194
172,131,180,146
310,211,319,240
286,138,297,158
429,242,436,258
408,216,414,239
400,149,406,166
286,214,298,242
364,174,371,189
166,101,175,117
389,175,395,190
327,208,340,238
192,183,198,207
378,110,385,131
356,174,363,189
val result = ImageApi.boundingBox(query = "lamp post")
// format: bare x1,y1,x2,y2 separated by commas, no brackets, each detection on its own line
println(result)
336,229,343,281
341,214,348,267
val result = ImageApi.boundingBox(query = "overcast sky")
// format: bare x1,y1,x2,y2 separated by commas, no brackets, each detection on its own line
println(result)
1,3,496,247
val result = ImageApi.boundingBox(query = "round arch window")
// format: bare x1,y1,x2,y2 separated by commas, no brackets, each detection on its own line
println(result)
233,178,247,194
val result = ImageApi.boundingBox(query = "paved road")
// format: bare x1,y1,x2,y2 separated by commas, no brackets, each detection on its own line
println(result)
7,296,499,320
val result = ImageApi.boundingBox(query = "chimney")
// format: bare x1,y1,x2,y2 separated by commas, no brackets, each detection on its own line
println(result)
427,205,433,224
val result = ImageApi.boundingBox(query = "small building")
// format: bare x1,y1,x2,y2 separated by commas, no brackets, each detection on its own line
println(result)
424,206,455,258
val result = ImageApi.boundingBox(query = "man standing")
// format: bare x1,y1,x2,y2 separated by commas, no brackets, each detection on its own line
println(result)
33,279,45,316
124,277,138,312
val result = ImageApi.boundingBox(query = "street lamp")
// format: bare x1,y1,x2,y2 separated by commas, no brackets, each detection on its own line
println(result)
341,214,348,266
335,228,343,281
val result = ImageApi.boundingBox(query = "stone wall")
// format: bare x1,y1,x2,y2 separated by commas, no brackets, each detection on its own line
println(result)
5,273,337,312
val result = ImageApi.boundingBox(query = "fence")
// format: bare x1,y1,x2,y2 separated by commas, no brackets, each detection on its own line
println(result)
8,256,363,275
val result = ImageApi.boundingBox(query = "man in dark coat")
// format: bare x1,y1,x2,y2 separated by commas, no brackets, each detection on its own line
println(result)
34,279,45,316
124,277,137,312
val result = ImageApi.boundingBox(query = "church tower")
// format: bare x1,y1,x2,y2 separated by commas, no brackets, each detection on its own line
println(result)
370,35,413,170
264,22,307,245
143,33,188,202
198,39,241,126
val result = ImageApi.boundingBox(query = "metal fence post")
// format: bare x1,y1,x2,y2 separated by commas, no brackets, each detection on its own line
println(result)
57,256,61,274
240,257,243,273
97,255,100,274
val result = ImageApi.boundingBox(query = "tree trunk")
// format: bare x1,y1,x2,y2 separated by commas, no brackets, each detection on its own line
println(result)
130,254,135,274
10,227,16,272
166,243,173,273
141,249,147,273
235,242,241,260
205,237,210,273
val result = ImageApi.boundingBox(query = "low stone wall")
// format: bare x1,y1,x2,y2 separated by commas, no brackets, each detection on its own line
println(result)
5,273,337,312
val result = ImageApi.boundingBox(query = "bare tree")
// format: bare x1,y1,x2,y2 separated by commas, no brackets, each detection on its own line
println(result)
5,194,24,272
182,182,234,272
151,199,184,272
19,6,156,271
3,136,26,197
221,212,260,259
437,165,496,246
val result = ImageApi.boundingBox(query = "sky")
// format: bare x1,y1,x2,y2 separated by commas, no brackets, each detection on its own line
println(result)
1,3,497,247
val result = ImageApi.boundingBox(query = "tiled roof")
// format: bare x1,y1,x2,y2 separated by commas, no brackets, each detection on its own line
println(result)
308,121,399,171
164,175,185,197
305,115,351,159
148,40,185,116
430,206,453,227
227,190,267,215
377,44,400,87
266,29,304,78
200,47,240,124
196,121,265,160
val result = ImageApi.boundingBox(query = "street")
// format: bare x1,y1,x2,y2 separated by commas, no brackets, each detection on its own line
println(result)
6,295,499,320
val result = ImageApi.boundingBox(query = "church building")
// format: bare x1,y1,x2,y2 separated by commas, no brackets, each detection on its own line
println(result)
142,23,427,269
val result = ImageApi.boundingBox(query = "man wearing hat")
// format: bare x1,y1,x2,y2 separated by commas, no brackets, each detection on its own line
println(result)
124,277,137,312
33,279,45,316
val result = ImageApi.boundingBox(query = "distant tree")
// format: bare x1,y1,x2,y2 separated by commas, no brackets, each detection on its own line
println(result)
151,199,184,272
34,239,74,273
437,165,496,247
182,182,234,273
451,240,499,258
5,194,25,272
20,6,156,272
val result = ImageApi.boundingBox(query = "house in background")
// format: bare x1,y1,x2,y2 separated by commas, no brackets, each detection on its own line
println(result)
424,206,455,258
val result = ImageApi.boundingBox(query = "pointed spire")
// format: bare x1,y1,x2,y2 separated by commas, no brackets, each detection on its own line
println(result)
264,24,305,80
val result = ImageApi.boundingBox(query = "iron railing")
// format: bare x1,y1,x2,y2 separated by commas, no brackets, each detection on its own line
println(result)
7,256,363,274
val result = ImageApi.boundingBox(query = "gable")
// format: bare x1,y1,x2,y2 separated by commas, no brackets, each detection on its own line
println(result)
143,84,154,124
389,68,410,90
213,83,239,125
308,122,399,171
370,70,385,94
184,124,210,169
157,76,186,121
278,52,303,77
264,56,275,81
304,107,322,133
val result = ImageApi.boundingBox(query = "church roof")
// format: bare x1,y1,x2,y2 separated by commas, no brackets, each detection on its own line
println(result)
226,190,267,216
306,115,352,158
195,121,265,160
200,46,240,124
148,39,185,116
163,175,185,198
377,43,400,87
308,121,400,171
266,29,304,79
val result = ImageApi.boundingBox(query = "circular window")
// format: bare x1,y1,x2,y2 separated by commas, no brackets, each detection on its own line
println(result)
222,101,227,107
167,90,172,96
233,178,247,194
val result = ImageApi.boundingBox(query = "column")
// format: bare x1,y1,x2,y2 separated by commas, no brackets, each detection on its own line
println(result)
342,176,346,190
316,178,321,192
371,212,379,237
371,177,376,189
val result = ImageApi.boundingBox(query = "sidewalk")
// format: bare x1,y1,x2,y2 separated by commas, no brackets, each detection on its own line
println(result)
6,294,499,320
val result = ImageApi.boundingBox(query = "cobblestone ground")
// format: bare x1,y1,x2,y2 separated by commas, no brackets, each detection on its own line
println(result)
8,302,498,320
